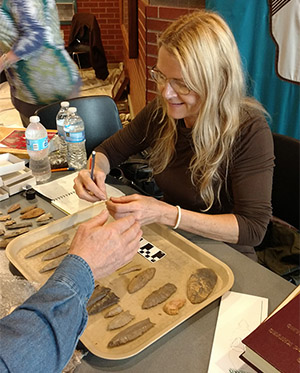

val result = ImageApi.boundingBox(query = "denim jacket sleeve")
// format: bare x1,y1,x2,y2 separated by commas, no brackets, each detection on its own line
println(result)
0,254,94,373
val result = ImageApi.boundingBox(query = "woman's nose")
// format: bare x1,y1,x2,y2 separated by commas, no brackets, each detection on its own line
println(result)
161,81,178,99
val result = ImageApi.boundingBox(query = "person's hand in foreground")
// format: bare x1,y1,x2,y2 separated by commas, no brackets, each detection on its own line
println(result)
69,209,142,279
0,210,142,373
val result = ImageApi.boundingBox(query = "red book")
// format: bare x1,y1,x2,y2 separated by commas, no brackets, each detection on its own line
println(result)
240,290,300,373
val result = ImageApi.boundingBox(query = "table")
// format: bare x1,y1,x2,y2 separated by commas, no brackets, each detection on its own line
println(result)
0,172,295,373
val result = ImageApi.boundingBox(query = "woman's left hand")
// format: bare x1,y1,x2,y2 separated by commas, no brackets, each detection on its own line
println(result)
106,194,164,226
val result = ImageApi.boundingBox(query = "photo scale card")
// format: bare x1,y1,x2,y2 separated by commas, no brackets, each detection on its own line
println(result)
138,237,166,263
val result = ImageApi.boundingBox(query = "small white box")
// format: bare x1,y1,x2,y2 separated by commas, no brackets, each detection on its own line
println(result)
0,154,25,176
2,175,36,196
1,167,32,186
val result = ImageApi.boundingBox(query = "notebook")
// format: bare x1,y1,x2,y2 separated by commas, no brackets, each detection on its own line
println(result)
33,172,124,215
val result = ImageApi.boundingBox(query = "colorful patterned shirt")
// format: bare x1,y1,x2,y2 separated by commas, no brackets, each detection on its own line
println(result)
0,0,80,105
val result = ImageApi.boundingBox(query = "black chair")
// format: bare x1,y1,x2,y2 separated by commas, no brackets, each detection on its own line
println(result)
35,95,122,157
272,133,299,230
255,133,300,284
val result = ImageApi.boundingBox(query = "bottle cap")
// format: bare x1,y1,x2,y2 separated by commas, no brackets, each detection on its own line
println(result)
68,107,77,113
29,116,40,123
61,101,70,108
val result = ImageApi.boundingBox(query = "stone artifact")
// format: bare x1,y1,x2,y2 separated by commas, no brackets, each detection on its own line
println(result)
3,228,30,239
36,213,53,222
107,318,155,348
119,265,142,275
127,267,156,294
163,298,186,315
87,286,111,309
104,305,123,318
39,256,65,273
0,239,10,249
20,205,37,214
7,203,21,213
107,311,135,330
4,220,16,226
6,222,32,229
142,283,177,309
25,233,69,258
41,244,69,261
0,215,11,221
20,207,45,219
87,291,120,315
186,268,217,304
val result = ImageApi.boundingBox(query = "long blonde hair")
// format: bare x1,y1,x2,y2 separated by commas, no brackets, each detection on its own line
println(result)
150,10,266,210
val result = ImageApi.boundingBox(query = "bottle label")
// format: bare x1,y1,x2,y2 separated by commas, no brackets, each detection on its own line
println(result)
26,136,48,151
65,130,85,143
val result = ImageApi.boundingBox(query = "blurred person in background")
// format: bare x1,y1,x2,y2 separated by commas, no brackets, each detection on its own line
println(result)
0,0,81,126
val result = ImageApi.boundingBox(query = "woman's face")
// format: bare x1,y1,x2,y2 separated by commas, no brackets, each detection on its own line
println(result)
156,46,200,128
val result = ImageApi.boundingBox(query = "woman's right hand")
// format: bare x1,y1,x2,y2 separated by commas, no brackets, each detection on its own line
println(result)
74,168,107,202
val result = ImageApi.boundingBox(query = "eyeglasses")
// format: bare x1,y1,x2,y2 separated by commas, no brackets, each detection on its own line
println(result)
149,66,191,95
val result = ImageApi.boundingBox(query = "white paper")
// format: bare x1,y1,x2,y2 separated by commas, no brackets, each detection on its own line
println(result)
207,291,268,373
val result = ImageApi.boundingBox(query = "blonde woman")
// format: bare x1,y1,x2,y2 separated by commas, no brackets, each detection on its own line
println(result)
74,10,274,260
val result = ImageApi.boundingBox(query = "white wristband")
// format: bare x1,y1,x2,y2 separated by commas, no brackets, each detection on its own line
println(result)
173,205,181,230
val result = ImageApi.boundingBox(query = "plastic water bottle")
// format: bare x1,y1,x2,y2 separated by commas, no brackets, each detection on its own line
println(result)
64,107,87,170
55,101,69,164
25,116,51,183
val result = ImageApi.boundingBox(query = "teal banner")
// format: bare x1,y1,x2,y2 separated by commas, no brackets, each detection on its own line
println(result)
206,0,300,139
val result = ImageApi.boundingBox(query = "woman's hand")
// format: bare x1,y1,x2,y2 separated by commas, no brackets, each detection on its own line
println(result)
106,194,169,226
73,169,107,202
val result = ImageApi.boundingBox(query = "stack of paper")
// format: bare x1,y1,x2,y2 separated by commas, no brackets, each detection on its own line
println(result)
0,153,36,200
207,291,268,373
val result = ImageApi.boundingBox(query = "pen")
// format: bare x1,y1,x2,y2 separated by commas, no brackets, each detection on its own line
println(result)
90,151,96,180
51,167,75,172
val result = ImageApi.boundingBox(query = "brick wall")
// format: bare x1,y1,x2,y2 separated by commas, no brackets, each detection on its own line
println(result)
145,5,199,103
59,0,204,113
61,0,123,63
126,1,203,115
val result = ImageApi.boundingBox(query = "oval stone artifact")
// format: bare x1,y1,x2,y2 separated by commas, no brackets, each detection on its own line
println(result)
142,283,177,309
127,267,156,294
187,268,217,304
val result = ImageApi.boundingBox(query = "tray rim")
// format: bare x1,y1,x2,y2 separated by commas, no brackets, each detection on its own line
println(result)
5,206,234,360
